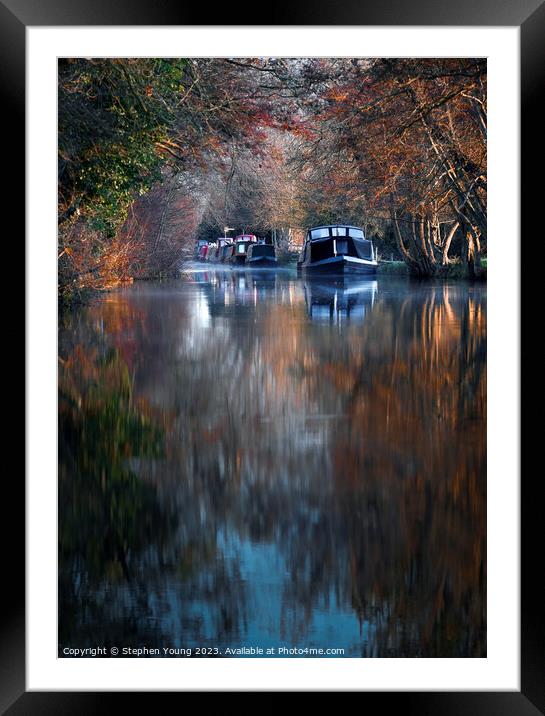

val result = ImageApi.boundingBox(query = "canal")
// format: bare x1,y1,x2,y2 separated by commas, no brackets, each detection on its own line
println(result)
58,270,486,657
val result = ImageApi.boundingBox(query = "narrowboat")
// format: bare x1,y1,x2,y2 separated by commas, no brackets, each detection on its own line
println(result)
246,241,278,268
219,240,235,263
229,234,258,266
197,242,209,262
297,225,377,275
196,239,209,261
207,237,233,263
205,241,218,262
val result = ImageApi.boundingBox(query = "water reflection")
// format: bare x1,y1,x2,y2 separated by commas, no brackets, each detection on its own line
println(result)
304,279,377,322
59,275,486,657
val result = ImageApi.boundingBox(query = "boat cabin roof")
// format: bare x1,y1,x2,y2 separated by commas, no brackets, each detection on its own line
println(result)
306,225,367,241
248,242,274,253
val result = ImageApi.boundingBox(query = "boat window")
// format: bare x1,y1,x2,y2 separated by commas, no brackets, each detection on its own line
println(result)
348,228,365,239
331,227,347,236
311,228,330,239
354,238,373,260
336,240,349,255
311,240,335,262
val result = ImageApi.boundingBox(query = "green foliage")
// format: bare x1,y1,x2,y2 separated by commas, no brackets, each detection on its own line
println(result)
58,59,188,234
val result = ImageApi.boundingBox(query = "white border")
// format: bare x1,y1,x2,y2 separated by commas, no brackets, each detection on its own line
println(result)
27,27,519,691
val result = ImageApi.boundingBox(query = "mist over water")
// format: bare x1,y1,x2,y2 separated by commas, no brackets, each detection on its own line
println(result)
59,271,486,657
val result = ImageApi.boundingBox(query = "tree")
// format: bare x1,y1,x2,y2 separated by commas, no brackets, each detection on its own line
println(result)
58,57,488,298
58,58,280,297
293,58,487,276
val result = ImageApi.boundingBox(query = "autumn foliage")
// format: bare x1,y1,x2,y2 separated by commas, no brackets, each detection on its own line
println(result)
58,58,487,300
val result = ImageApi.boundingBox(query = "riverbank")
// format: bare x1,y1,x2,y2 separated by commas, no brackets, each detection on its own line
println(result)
378,260,487,280
58,267,184,310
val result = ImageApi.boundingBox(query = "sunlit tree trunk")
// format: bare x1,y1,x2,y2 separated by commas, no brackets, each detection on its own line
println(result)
442,221,460,265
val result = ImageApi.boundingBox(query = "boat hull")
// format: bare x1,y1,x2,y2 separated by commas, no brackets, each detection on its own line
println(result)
246,257,278,268
298,256,377,276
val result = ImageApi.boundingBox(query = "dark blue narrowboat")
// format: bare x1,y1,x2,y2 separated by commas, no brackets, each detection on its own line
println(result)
229,234,258,266
297,225,377,276
246,242,278,268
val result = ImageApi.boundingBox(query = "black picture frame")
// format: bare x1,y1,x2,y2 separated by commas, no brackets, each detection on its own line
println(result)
8,0,536,709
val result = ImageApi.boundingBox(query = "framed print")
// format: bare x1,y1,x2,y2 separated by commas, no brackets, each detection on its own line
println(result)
10,0,537,709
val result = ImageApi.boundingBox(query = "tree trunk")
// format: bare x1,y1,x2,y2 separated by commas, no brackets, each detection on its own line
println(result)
442,221,459,265
392,209,437,277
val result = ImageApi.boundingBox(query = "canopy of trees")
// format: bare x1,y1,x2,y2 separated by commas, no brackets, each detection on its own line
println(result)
58,57,486,298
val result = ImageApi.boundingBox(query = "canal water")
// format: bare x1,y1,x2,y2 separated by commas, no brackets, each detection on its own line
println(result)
58,269,486,657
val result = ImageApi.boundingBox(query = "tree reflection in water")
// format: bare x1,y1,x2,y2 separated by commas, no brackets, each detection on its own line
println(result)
59,274,486,657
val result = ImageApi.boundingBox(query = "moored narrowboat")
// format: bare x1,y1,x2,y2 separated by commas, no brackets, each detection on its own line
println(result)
229,234,259,265
197,242,209,261
196,239,209,261
297,225,377,275
207,237,233,263
246,242,278,268
219,240,235,263
204,242,217,262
